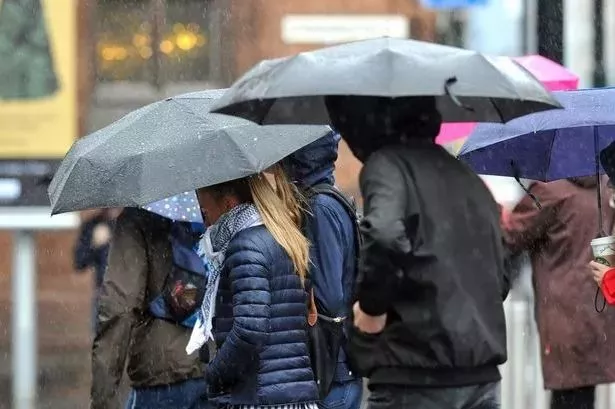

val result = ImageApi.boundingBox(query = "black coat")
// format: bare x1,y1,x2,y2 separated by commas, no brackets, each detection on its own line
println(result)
73,215,114,288
348,142,509,388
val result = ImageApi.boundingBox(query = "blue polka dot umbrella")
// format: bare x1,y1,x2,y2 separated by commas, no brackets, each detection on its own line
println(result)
143,191,202,223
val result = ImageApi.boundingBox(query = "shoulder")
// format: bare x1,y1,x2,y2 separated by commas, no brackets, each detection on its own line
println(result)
360,148,404,183
225,225,277,269
308,194,352,228
364,147,399,168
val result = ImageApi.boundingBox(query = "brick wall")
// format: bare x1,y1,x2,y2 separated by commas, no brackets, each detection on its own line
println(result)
228,0,436,77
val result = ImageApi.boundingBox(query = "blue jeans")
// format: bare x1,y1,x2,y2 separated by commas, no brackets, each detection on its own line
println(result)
125,378,210,409
319,379,363,409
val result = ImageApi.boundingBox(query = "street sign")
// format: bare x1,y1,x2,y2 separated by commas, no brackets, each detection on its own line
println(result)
281,14,409,45
421,0,488,9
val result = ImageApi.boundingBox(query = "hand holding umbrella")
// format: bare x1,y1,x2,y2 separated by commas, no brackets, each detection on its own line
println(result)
459,87,615,235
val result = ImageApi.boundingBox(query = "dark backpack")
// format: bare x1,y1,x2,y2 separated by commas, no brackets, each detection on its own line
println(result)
304,184,362,398
148,221,208,328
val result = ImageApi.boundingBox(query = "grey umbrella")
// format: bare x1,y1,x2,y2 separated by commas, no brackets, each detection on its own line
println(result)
210,37,561,125
48,89,331,215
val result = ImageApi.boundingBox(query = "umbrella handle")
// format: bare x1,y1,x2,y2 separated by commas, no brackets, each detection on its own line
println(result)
444,77,475,113
510,160,542,209
595,127,607,237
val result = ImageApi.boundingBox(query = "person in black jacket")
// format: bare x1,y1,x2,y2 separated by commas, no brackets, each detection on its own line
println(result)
325,95,510,409
73,208,121,332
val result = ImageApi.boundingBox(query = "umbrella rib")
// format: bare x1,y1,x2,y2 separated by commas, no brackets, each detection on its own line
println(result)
480,55,524,100
544,132,556,181
490,98,505,123
221,127,261,171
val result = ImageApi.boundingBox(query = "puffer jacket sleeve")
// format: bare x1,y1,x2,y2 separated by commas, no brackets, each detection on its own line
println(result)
206,236,272,392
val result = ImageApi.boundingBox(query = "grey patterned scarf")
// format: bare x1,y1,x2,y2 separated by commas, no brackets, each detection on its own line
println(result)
186,203,262,355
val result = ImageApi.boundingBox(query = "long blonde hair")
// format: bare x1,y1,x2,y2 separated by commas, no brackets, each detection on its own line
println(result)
247,165,310,284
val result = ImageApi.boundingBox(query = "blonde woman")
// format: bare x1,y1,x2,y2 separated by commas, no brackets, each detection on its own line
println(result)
187,166,318,409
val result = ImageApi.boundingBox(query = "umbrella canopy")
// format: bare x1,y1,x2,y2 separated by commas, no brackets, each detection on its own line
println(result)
210,37,561,125
48,89,332,215
458,88,615,181
513,55,579,90
436,54,580,145
144,191,203,223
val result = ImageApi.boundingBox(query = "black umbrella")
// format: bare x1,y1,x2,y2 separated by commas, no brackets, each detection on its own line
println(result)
48,89,331,215
210,37,561,125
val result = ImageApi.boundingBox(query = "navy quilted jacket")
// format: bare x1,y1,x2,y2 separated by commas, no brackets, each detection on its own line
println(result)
206,224,318,406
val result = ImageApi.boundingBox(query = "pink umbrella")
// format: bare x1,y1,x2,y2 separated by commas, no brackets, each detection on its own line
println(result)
436,55,579,145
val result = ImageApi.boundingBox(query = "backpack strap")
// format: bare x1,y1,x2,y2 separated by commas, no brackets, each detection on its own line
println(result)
307,183,363,254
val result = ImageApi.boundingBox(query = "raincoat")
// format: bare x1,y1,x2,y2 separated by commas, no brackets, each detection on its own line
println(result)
502,177,615,390
91,208,205,409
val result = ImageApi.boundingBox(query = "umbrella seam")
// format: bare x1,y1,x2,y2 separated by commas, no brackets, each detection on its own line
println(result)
490,97,506,122
544,131,556,181
478,54,523,100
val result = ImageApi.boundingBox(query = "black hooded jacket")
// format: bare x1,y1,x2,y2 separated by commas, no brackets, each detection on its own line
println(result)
327,96,509,387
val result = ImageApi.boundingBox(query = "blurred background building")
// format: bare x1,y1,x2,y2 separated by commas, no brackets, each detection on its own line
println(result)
0,0,614,407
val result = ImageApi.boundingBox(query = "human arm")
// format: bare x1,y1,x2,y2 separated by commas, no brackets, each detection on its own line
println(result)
500,182,558,254
589,261,615,305
305,195,351,316
356,150,413,317
90,209,148,409
205,241,271,393
73,216,107,271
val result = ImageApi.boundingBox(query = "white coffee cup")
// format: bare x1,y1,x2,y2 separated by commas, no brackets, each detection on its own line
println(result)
591,236,615,266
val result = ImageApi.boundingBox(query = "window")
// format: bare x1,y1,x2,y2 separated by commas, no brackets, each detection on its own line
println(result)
95,0,210,85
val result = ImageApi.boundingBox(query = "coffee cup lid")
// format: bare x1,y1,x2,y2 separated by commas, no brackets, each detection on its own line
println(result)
591,236,615,246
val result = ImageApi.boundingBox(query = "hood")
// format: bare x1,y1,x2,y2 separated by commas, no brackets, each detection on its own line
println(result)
601,141,615,183
325,95,442,162
281,130,340,189
568,176,598,189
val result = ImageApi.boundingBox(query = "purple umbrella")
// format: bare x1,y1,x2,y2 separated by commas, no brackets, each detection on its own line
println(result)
459,87,615,234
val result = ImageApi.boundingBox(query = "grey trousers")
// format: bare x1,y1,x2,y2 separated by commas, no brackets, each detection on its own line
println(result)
367,382,500,409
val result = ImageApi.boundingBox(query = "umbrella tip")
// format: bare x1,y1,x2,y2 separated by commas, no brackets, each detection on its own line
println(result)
36,174,54,187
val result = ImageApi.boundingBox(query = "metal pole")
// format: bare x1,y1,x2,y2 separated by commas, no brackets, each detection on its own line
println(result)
151,0,166,91
11,230,37,409
510,301,528,409
605,0,615,85
563,0,594,87
537,0,563,63
594,0,605,87
500,300,512,409
207,0,222,85
523,0,538,54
